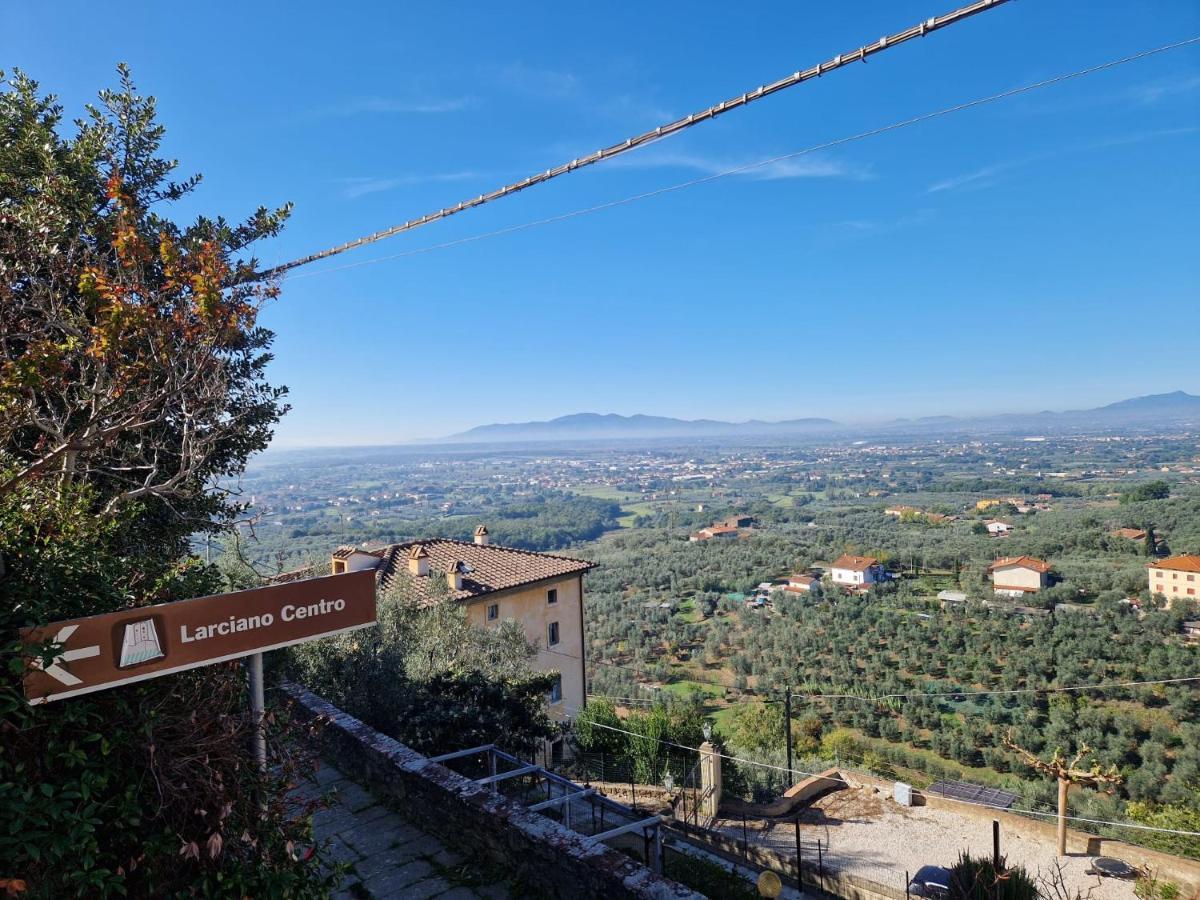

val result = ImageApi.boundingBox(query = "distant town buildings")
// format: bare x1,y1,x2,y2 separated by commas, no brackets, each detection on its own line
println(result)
985,520,1013,536
988,556,1053,597
1147,553,1200,607
830,554,886,589
885,505,953,524
330,526,595,751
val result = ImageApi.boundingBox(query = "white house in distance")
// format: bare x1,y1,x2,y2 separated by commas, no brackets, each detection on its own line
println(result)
830,554,886,589
784,573,818,594
988,555,1052,597
985,520,1013,536
1147,553,1200,607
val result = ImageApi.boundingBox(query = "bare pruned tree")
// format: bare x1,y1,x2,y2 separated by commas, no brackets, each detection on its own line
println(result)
1004,735,1122,856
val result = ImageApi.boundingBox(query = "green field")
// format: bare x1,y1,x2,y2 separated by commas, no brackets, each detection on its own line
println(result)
660,678,726,699
616,502,655,528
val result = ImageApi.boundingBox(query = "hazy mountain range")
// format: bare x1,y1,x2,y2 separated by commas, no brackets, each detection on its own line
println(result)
441,391,1200,443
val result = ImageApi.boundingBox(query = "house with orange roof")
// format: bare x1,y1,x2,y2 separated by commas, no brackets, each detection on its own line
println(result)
689,524,740,542
988,556,1053,598
1147,554,1200,608
1110,527,1148,542
830,554,886,589
784,573,818,594
329,525,596,751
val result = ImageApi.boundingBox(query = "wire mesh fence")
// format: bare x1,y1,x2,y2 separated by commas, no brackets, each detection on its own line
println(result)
561,749,698,796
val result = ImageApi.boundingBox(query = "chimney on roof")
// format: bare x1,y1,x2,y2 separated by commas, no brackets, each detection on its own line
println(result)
474,525,489,546
408,544,430,577
446,560,463,591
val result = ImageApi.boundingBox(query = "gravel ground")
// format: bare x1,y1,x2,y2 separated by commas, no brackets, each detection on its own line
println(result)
717,787,1137,900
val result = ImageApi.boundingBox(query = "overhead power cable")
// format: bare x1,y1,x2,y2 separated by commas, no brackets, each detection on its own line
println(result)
282,34,1200,282
259,0,1014,278
559,704,1200,838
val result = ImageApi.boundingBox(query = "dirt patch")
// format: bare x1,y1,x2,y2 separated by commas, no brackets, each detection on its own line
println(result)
719,789,1142,900
800,786,899,824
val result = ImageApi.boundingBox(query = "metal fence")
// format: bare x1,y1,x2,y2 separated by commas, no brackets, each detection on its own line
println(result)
429,744,668,873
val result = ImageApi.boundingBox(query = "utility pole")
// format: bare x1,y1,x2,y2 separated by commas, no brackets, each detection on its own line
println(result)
784,686,794,786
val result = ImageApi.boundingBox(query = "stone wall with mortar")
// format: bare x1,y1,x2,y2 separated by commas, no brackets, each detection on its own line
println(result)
282,682,702,900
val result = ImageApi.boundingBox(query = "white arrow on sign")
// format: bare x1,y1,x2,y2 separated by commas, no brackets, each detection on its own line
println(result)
31,624,101,687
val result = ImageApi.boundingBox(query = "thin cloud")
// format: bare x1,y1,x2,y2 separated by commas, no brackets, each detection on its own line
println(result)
317,96,475,117
611,147,870,181
1120,74,1200,106
336,171,480,199
496,62,579,100
927,127,1198,194
599,93,674,126
927,161,1016,193
1082,125,1200,150
833,208,934,235
1015,72,1200,117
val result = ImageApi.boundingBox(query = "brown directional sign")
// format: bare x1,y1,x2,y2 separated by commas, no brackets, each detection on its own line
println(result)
20,569,376,705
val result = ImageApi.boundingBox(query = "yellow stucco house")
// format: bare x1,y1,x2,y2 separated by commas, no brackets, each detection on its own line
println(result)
988,555,1053,597
331,526,596,757
1147,554,1200,608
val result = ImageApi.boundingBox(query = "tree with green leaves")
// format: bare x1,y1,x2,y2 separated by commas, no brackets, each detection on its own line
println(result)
287,578,558,758
0,68,328,897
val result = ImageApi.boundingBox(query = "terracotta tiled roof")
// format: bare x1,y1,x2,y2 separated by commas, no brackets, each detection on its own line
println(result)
332,543,391,559
1148,554,1200,573
988,555,1052,574
355,539,596,608
1110,528,1147,541
788,574,817,585
268,564,318,584
831,554,879,571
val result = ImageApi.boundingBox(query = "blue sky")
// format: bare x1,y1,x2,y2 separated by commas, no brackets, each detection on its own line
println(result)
6,1,1199,445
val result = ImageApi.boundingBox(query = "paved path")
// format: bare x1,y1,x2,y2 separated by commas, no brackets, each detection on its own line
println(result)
304,763,514,899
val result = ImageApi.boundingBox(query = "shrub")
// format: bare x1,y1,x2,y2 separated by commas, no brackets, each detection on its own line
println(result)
949,853,1037,900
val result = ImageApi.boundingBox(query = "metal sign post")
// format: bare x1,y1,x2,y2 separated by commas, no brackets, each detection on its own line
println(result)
248,651,267,769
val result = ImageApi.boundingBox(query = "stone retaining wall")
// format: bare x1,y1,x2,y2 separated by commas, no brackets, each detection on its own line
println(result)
665,823,903,900
283,683,702,900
